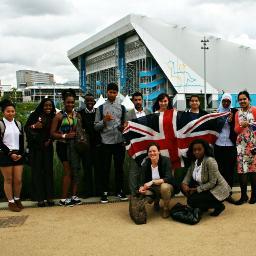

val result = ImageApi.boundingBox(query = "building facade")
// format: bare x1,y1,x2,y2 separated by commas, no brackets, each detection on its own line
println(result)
22,83,80,103
16,70,55,89
68,14,256,110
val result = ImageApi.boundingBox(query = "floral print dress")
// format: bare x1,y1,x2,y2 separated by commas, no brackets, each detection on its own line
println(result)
236,107,256,174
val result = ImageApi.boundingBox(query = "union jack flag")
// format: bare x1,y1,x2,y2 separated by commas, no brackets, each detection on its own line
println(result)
123,110,229,170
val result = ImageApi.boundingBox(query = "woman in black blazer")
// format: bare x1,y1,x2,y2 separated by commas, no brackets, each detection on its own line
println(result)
138,142,179,218
176,95,208,131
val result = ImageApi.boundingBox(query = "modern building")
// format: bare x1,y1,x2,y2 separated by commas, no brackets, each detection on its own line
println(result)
67,14,256,110
0,80,13,93
16,70,55,89
22,82,80,103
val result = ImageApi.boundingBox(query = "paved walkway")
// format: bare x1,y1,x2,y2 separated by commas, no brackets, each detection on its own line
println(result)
0,193,256,256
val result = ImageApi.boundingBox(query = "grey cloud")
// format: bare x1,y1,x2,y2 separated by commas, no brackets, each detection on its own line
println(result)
1,15,99,40
1,0,256,86
2,0,73,16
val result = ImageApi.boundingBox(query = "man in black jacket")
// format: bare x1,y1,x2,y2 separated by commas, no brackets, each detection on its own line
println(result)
79,93,101,197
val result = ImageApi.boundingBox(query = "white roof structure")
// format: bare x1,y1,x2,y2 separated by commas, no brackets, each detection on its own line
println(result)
93,95,106,108
68,14,256,94
121,95,134,111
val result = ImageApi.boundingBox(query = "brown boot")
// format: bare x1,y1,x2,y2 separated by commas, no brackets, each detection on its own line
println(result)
8,202,21,212
162,200,170,218
162,207,170,218
15,199,24,210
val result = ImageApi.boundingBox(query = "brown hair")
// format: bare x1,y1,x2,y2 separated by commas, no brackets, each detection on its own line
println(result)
147,142,161,154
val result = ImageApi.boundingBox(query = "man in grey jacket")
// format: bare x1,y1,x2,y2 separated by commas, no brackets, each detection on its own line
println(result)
94,83,127,203
125,92,151,195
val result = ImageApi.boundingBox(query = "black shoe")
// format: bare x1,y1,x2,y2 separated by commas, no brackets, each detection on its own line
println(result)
100,192,108,203
38,201,46,207
47,201,55,207
249,197,256,204
153,201,160,211
58,199,75,207
234,195,249,205
210,204,225,216
116,191,128,201
225,196,236,205
71,196,82,205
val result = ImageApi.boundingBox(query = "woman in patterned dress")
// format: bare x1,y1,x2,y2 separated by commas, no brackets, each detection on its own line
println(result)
234,91,256,205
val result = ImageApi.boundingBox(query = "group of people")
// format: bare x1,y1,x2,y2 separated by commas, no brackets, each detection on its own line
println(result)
135,90,256,220
0,83,129,211
0,84,255,223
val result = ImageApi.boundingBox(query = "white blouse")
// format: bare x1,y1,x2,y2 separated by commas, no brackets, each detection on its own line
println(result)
2,118,20,150
151,165,160,180
192,160,202,184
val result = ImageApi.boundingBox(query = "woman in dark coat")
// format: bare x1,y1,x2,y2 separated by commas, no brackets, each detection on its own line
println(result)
138,142,179,218
177,94,208,131
25,98,56,207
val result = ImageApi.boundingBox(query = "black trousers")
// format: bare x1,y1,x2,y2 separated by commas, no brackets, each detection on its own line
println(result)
82,144,102,196
31,145,54,202
101,143,125,194
214,145,237,188
187,191,223,210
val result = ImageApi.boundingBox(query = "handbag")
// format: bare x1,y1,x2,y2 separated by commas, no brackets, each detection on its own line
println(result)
170,203,201,225
74,117,89,155
129,195,147,225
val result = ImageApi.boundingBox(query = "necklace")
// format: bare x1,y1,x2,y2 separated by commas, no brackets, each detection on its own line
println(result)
241,109,250,121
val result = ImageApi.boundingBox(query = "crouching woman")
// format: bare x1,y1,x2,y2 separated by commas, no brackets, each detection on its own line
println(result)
181,139,231,217
138,142,179,218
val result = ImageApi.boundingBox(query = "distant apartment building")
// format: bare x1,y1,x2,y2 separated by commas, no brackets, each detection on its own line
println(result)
16,70,55,89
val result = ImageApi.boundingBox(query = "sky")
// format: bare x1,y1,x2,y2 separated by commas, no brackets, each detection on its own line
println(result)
0,0,255,86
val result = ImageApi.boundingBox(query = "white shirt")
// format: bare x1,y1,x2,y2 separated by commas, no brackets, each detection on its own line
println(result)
215,120,233,146
151,165,160,180
85,107,95,114
192,160,202,184
134,109,146,118
2,118,20,150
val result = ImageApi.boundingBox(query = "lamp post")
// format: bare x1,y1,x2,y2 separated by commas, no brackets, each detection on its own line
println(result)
201,36,209,111
145,88,149,110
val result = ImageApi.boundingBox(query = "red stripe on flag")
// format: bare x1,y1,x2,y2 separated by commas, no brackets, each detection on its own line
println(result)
177,134,218,149
184,112,229,134
125,125,155,136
